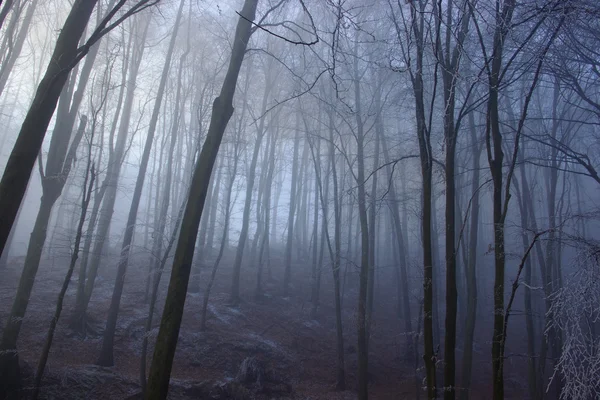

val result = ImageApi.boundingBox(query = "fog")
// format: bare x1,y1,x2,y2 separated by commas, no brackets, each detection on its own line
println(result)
0,0,599,399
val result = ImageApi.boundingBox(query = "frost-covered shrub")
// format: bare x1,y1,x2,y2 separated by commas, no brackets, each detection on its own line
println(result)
549,243,600,400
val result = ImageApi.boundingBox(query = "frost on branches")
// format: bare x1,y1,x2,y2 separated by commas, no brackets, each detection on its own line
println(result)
548,241,600,400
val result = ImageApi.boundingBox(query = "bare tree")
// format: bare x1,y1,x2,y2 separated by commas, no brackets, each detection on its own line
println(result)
145,1,259,397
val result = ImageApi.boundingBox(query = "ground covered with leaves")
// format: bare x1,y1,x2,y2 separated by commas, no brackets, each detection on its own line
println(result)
0,252,510,399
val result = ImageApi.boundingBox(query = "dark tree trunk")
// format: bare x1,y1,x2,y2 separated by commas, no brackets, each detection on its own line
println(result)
145,1,258,397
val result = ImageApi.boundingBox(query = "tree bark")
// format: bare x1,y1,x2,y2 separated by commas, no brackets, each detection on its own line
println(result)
145,1,258,397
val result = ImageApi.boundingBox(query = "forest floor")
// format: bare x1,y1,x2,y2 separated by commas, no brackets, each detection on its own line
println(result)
0,251,522,399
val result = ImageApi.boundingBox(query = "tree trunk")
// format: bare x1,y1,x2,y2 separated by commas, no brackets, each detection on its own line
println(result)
201,142,240,330
325,103,345,389
310,138,321,317
145,1,258,397
255,116,278,300
31,144,96,400
74,26,131,318
459,109,482,400
380,133,413,351
0,0,38,97
0,0,16,30
229,61,271,304
282,114,301,296
140,199,186,395
97,0,185,366
366,82,381,347
406,2,437,396
353,41,370,400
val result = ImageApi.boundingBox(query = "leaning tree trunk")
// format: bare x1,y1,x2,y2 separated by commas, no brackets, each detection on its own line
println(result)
140,199,186,395
0,0,16,30
31,133,97,400
145,1,258,398
97,0,185,367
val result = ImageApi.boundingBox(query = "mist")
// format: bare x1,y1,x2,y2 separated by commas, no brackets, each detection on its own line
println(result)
0,0,599,399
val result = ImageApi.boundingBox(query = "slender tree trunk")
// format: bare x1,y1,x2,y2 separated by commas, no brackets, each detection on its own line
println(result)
487,3,517,398
516,154,537,400
230,66,271,305
323,103,345,389
366,83,381,346
75,26,130,316
97,0,185,366
255,118,278,300
0,0,16,30
402,3,437,396
206,157,222,254
72,15,150,331
201,141,240,329
31,143,96,400
381,133,412,350
353,42,370,400
282,114,301,296
0,0,38,97
460,111,482,400
310,139,321,317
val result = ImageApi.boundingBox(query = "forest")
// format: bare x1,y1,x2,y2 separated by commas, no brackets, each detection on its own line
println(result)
0,0,598,399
